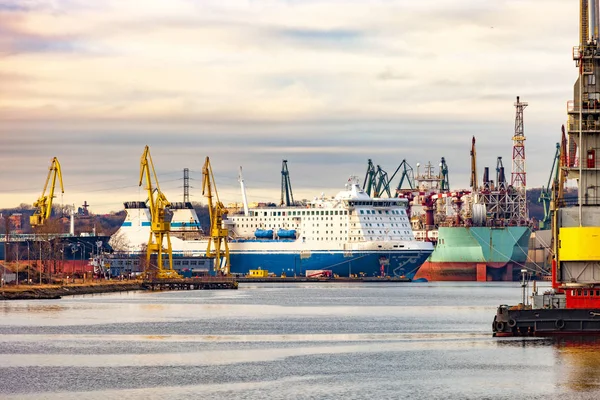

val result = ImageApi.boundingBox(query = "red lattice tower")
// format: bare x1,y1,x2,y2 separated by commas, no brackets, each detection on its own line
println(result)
511,96,528,222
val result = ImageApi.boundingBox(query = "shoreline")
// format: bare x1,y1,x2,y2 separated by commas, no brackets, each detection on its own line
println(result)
0,281,144,300
0,277,414,300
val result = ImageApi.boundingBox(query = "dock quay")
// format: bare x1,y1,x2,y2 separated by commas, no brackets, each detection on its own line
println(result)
141,277,238,291
236,276,412,283
0,281,143,300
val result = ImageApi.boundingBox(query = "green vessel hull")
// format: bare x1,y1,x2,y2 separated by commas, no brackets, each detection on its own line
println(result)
414,226,531,281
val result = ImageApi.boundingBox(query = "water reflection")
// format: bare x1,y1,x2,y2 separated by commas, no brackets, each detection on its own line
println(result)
495,336,600,394
1,304,67,314
553,337,600,393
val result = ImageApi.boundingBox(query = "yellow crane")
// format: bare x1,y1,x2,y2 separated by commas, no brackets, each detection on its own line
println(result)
139,145,180,279
30,157,64,228
202,156,230,275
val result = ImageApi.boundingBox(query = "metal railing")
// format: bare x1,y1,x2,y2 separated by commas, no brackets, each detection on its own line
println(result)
568,119,600,132
567,100,600,113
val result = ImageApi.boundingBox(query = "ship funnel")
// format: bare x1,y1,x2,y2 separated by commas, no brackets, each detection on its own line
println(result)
483,167,490,190
498,167,506,185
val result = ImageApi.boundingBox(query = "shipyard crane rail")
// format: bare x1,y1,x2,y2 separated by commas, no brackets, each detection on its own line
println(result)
30,157,64,228
539,142,561,230
139,145,180,279
202,156,231,275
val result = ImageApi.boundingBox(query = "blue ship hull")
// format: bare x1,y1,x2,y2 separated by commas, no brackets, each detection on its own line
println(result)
228,250,430,279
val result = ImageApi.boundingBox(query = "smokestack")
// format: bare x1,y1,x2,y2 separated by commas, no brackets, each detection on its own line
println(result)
70,205,75,236
483,167,490,190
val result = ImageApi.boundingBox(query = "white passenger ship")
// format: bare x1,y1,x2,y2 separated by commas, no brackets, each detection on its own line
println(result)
111,178,434,278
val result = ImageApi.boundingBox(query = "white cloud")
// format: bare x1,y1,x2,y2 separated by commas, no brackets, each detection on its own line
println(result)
0,0,582,212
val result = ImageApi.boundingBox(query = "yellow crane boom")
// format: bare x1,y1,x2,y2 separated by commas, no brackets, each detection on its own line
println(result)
139,145,180,279
202,156,230,275
30,157,64,228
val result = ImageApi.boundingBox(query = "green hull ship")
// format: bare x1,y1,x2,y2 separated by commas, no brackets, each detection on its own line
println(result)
414,226,531,281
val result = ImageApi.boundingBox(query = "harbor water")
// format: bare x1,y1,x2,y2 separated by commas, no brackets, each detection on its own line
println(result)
1,282,600,399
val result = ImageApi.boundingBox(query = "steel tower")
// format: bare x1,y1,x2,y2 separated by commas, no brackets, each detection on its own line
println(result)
511,96,528,223
183,168,190,203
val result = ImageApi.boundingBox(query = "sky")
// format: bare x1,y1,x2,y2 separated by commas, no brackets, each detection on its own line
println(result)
0,0,579,214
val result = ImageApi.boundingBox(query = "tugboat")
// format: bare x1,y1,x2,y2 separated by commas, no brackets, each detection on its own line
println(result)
493,0,600,337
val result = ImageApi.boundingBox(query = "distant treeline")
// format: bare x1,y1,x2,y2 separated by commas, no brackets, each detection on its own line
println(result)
0,202,211,237
0,188,577,236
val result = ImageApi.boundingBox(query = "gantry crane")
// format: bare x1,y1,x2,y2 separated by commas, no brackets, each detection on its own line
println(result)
538,143,561,230
364,159,417,198
280,159,295,206
363,160,392,197
30,157,64,228
363,159,377,195
439,157,450,192
139,145,180,279
391,159,415,193
202,157,230,275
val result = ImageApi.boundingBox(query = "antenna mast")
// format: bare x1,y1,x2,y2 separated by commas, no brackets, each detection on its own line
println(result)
511,96,528,223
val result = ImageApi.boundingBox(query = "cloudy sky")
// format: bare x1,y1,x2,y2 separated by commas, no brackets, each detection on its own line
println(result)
0,0,579,213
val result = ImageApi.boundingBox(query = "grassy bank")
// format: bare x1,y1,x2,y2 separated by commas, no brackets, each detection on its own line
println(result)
0,281,144,300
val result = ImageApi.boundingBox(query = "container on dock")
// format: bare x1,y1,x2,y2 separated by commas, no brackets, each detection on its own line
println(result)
248,269,269,277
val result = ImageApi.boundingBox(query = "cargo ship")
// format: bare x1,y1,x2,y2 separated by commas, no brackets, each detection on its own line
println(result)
492,0,600,336
405,147,532,282
110,177,434,278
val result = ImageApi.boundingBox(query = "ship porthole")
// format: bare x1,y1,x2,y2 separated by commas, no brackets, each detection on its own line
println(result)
555,319,565,330
508,319,516,328
496,321,505,331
